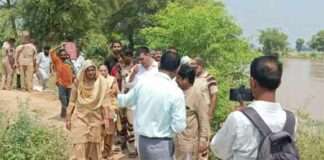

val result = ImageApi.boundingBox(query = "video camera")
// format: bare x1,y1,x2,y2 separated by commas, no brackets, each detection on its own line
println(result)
229,85,253,102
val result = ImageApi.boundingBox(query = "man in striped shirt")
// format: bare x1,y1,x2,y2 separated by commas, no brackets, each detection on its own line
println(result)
191,57,218,121
190,57,218,159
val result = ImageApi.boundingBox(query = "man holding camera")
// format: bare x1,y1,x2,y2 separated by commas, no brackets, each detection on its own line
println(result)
210,56,297,159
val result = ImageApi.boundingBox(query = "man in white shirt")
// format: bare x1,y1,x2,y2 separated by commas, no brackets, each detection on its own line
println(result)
128,46,158,87
210,55,295,160
72,48,85,74
36,46,51,90
118,51,186,160
124,46,158,155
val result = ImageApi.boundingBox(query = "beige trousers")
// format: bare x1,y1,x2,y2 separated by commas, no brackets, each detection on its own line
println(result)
1,60,14,90
175,149,199,160
20,65,34,91
70,143,102,160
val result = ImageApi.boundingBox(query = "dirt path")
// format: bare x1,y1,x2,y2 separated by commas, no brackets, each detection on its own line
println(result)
0,90,136,160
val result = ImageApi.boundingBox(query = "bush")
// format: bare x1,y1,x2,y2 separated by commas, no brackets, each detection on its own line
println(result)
0,101,68,160
296,111,324,160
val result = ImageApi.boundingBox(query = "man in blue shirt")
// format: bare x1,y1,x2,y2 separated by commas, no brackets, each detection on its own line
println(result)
118,50,186,160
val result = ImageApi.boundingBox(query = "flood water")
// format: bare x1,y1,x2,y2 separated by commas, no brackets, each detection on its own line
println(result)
277,58,324,121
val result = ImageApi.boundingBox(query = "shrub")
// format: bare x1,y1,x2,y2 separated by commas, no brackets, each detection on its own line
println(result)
296,111,324,160
0,101,68,160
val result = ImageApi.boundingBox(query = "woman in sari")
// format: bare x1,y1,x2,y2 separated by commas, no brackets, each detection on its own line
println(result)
66,60,116,160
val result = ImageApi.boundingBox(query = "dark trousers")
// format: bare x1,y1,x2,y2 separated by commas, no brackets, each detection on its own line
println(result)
58,85,71,109
138,135,174,160
16,74,21,89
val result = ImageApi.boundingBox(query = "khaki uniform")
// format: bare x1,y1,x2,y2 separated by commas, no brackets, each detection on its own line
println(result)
1,42,15,90
193,71,218,159
194,71,218,106
175,86,210,160
16,43,37,91
71,143,102,160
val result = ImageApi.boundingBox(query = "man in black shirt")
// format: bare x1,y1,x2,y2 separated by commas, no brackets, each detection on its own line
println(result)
104,40,122,74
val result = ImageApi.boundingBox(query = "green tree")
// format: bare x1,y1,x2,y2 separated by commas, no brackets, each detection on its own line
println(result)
140,2,259,128
102,0,169,47
296,38,305,52
0,0,18,40
310,30,324,51
0,0,170,50
15,0,101,45
259,28,288,55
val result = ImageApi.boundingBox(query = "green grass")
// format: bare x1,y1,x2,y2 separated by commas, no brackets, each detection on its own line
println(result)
296,110,324,160
0,101,69,160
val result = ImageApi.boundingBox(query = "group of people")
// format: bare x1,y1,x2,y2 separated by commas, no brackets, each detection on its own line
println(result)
1,35,85,117
1,36,299,160
1,35,37,91
58,39,218,160
0,35,85,92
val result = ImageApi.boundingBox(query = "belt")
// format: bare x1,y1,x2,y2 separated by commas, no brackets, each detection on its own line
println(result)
140,135,172,140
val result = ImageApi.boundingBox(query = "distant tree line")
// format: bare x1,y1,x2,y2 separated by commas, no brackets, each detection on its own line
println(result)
258,27,324,56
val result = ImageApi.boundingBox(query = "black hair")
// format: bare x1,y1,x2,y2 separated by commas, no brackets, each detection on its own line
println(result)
58,48,66,55
178,64,196,85
168,46,177,51
136,46,150,57
110,40,122,48
8,38,16,43
250,55,283,90
123,47,134,57
65,35,74,41
43,46,50,50
159,50,181,72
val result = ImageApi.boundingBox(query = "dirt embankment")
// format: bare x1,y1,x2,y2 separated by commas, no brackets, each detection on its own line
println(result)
0,90,135,160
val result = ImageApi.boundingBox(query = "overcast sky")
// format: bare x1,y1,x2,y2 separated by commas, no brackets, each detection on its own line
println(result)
224,0,324,46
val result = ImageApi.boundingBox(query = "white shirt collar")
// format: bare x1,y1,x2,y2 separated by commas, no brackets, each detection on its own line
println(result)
249,100,283,112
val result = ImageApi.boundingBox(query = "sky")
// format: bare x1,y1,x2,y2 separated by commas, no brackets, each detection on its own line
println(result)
224,0,324,46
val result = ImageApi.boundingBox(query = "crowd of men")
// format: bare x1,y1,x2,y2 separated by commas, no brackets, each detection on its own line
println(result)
1,35,298,160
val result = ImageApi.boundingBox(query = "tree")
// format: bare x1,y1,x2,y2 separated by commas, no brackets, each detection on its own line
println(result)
0,0,18,40
310,30,324,51
102,0,169,48
15,0,101,45
259,28,288,55
140,2,259,128
296,38,304,52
